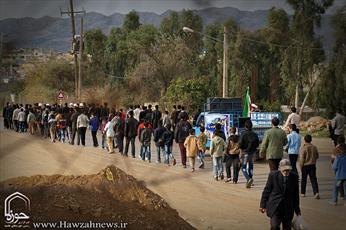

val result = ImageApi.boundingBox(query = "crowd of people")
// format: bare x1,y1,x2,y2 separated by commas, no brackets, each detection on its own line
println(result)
2,102,345,229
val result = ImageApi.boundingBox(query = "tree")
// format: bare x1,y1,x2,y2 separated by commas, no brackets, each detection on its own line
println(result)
286,0,333,109
317,6,346,116
160,11,181,37
84,29,107,71
123,10,140,32
165,77,211,114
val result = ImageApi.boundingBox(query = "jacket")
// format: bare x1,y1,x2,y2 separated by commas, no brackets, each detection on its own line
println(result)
184,135,199,157
154,126,166,147
287,131,301,155
260,171,300,219
210,135,226,158
124,117,138,138
174,120,192,143
260,127,288,159
77,114,89,128
332,154,346,180
299,143,319,168
89,116,100,132
239,130,259,154
162,129,174,146
197,132,207,152
140,128,152,147
105,121,115,138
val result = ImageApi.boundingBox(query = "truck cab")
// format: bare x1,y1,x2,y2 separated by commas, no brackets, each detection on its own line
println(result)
193,97,281,149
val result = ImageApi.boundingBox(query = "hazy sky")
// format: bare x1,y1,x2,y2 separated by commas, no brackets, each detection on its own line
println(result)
0,0,344,19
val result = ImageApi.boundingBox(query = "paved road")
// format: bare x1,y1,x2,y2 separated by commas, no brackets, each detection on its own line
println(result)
0,128,345,229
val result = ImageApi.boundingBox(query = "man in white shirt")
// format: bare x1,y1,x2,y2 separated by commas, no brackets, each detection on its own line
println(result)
77,110,89,146
284,107,300,132
17,108,26,133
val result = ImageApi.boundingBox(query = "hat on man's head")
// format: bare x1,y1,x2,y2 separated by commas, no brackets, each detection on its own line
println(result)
279,159,292,171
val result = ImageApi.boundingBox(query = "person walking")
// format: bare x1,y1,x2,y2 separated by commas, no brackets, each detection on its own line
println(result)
77,110,89,146
197,126,207,169
152,105,162,129
104,117,115,154
260,117,287,171
299,134,320,199
287,124,301,175
124,110,138,158
113,112,125,155
70,107,80,145
239,120,259,188
260,159,301,230
48,112,57,143
174,112,192,168
330,144,346,206
284,106,301,132
210,131,227,181
331,135,346,201
225,130,241,183
140,122,152,162
184,129,199,172
89,113,100,147
153,119,165,163
331,109,345,146
162,124,175,165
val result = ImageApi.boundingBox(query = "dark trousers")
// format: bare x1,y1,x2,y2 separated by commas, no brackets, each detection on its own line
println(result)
91,131,98,147
78,127,87,146
124,137,136,157
4,118,9,129
115,135,124,154
225,154,240,182
178,142,187,166
71,126,79,145
301,165,319,195
268,159,281,172
289,154,298,175
270,203,293,230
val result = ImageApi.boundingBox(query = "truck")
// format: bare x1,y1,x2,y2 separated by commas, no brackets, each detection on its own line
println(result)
193,97,281,152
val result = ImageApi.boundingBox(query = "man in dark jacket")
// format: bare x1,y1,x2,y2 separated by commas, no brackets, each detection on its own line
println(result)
239,120,259,188
174,113,192,168
124,110,138,158
260,159,301,230
154,119,166,163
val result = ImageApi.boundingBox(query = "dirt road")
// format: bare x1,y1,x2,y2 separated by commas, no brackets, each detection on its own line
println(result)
0,129,345,229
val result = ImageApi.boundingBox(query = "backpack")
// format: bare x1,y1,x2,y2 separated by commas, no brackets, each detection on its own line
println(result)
180,121,190,140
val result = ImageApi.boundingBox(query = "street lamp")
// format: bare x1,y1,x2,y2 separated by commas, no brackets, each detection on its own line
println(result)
183,26,229,98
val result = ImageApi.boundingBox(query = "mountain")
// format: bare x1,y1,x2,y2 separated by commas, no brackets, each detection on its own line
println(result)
0,7,334,54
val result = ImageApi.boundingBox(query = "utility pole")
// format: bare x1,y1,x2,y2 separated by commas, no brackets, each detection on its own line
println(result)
78,17,83,101
222,26,229,98
61,0,85,101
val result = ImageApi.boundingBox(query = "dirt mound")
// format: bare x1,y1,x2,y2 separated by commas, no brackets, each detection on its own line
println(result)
300,116,329,132
0,165,195,230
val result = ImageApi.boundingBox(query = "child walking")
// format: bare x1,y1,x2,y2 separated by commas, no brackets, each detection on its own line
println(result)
197,126,207,169
184,129,199,172
225,131,241,183
330,136,346,206
299,134,320,199
210,131,227,180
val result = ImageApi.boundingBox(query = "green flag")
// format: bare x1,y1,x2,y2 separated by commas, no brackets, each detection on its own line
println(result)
242,87,251,117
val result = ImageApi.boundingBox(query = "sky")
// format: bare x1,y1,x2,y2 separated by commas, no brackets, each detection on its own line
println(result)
0,0,345,20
